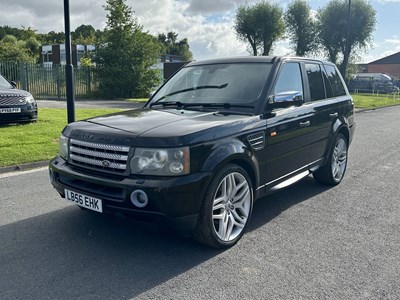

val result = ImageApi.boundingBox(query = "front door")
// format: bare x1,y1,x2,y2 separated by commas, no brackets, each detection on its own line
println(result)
260,62,313,185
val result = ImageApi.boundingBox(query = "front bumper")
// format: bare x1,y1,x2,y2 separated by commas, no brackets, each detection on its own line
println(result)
0,103,38,123
49,157,212,234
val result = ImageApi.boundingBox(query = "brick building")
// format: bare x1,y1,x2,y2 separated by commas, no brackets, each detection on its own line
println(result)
39,44,95,67
367,51,400,79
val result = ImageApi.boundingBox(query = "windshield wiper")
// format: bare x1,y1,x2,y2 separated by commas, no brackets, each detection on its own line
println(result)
148,101,185,108
149,101,254,110
149,83,228,107
182,103,254,109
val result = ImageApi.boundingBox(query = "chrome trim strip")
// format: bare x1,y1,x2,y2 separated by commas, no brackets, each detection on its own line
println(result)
270,171,309,191
70,154,126,170
70,146,128,161
256,158,324,191
70,139,130,152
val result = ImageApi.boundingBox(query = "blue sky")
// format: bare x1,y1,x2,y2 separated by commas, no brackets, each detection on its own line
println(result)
0,0,399,63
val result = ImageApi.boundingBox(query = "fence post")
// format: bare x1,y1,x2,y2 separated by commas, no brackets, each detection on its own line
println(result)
56,65,61,100
25,64,30,92
87,67,91,95
19,63,26,90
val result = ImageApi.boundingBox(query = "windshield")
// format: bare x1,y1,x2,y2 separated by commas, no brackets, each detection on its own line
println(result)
150,63,272,106
0,75,13,89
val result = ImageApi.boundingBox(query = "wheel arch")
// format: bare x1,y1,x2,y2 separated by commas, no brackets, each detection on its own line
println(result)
321,124,350,165
200,138,260,192
228,158,258,194
337,125,350,146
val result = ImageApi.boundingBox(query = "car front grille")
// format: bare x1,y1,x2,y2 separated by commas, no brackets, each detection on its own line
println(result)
69,139,130,174
0,95,26,105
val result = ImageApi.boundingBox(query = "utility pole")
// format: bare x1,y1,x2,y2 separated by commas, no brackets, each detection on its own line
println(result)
342,0,352,78
63,0,75,123
346,0,352,57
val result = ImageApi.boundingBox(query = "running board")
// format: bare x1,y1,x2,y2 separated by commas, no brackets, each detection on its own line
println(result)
270,170,310,191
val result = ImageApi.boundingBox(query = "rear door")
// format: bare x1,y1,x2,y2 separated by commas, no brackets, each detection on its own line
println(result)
323,64,355,144
304,63,341,165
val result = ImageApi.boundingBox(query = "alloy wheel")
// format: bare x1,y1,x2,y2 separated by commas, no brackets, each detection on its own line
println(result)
212,172,252,242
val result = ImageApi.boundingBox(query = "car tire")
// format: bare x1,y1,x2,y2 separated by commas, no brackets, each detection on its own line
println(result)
313,133,348,186
192,164,253,248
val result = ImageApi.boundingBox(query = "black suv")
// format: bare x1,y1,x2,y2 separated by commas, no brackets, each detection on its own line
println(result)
0,74,37,123
49,57,355,248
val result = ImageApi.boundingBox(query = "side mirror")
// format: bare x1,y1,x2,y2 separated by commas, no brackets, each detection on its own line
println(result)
268,91,303,109
10,81,17,88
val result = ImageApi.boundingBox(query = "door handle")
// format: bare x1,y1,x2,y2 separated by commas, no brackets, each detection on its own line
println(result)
329,112,338,119
299,120,310,128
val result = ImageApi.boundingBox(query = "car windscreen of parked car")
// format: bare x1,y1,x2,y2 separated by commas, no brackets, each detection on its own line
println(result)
151,63,272,106
0,75,13,89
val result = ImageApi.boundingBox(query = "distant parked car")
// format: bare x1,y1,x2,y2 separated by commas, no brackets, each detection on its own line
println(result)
0,74,37,124
348,73,398,94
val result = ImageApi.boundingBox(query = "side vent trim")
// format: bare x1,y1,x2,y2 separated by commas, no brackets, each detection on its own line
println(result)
247,131,265,150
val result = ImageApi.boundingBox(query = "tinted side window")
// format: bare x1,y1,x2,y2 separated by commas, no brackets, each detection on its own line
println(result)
324,64,347,96
305,64,326,101
274,63,303,96
322,69,334,99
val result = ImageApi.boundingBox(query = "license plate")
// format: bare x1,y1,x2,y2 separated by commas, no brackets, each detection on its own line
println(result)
64,189,103,213
0,108,21,113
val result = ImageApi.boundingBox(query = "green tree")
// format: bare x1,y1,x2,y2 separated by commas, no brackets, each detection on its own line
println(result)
72,24,97,44
0,35,35,63
95,0,161,98
39,31,65,44
177,38,193,61
19,26,37,40
157,31,193,61
318,0,376,77
0,26,30,40
285,0,317,56
25,37,40,58
235,1,285,56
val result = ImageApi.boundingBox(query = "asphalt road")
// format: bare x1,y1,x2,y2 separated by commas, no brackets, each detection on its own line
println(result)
1,106,400,299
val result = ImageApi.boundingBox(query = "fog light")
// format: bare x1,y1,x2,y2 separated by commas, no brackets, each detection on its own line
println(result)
130,190,148,208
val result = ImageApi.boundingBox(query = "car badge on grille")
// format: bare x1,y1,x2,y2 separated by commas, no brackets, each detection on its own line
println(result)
102,160,111,167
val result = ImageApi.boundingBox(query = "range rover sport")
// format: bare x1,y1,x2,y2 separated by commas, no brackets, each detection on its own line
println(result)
49,56,355,248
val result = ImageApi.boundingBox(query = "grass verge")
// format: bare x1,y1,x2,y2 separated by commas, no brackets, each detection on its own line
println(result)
352,93,400,109
126,98,149,103
0,108,122,167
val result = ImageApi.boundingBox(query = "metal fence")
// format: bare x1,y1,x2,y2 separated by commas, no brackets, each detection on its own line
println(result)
0,61,95,99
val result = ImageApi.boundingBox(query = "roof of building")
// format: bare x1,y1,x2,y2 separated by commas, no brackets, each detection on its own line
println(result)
369,51,400,65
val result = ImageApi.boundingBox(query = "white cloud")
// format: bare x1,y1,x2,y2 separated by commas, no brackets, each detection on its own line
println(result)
0,0,106,33
133,0,250,59
185,0,263,14
2,0,391,62
384,36,400,45
186,0,237,14
376,0,400,3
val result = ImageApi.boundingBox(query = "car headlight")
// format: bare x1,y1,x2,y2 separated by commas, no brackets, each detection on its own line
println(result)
26,95,35,104
130,147,190,176
59,135,69,160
